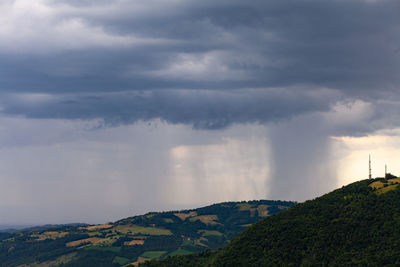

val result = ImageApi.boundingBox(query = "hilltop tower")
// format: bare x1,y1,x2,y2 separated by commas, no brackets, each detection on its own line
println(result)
385,164,387,177
369,155,372,179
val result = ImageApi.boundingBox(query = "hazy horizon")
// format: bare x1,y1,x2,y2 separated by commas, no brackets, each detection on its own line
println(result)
0,0,399,225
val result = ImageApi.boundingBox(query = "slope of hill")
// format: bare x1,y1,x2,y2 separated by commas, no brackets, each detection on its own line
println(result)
0,200,295,266
145,177,400,266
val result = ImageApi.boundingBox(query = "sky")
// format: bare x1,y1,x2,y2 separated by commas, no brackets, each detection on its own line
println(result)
0,0,399,225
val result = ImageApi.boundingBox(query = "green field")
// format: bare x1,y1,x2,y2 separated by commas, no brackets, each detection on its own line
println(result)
200,230,223,237
19,253,78,267
168,248,193,256
113,256,131,265
85,246,121,253
0,200,295,266
114,225,172,235
140,251,167,259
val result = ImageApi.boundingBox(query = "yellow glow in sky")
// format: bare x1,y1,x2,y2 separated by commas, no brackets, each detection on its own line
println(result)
335,133,400,187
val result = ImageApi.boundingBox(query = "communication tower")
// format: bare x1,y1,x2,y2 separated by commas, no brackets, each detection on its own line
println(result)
385,164,387,178
369,155,372,179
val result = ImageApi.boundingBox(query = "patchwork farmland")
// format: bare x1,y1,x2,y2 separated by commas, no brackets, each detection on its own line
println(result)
0,200,295,266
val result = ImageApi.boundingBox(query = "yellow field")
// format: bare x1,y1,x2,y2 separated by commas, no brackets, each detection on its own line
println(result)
369,180,384,189
129,257,151,267
113,225,172,235
237,203,266,217
189,215,219,225
238,203,270,217
81,224,113,231
32,231,69,241
174,211,197,221
257,205,269,217
125,239,145,246
369,178,400,195
87,231,102,237
377,185,399,194
236,203,253,211
66,237,112,247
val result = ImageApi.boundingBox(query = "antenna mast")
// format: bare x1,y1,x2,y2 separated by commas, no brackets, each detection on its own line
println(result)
369,155,372,179
385,164,387,178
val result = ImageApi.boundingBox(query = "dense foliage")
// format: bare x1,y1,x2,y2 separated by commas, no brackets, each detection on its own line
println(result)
0,200,294,266
145,178,400,266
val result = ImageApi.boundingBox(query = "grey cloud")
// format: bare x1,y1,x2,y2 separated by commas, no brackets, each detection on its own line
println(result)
0,0,398,133
0,88,339,130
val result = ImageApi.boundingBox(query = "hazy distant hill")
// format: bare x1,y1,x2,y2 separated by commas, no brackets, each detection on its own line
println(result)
0,225,34,233
146,178,400,266
0,200,295,266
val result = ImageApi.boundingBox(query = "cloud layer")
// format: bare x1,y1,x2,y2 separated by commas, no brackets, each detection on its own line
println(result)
0,0,398,132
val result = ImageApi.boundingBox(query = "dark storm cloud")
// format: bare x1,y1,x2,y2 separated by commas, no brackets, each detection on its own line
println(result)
0,88,338,129
0,0,399,131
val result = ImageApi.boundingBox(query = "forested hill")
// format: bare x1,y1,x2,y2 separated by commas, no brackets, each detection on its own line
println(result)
0,200,295,266
145,177,400,266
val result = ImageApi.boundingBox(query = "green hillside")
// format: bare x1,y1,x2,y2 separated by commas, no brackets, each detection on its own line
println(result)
145,177,400,266
0,200,294,266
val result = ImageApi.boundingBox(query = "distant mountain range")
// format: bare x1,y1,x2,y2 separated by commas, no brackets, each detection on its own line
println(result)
0,225,35,233
0,224,88,233
146,177,400,266
0,200,295,266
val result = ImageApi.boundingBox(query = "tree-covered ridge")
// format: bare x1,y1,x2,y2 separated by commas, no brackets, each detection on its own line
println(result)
145,178,400,266
0,200,295,266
